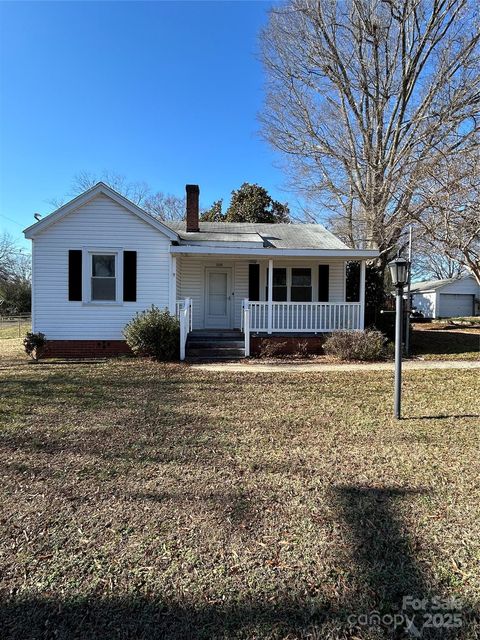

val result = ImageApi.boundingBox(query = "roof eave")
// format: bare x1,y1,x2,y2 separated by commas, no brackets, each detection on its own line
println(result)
170,245,378,258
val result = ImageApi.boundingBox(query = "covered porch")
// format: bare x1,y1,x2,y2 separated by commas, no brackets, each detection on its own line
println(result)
170,246,376,359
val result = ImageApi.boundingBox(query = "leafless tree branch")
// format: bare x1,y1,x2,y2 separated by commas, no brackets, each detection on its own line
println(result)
260,0,480,268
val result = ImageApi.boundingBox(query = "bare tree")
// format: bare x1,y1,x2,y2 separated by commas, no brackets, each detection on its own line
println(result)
0,233,31,314
261,0,480,267
0,233,31,282
411,235,464,280
0,232,17,280
49,171,185,221
415,141,480,283
142,191,186,221
70,171,150,206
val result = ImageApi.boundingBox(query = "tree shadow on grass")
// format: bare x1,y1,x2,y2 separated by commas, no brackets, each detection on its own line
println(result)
333,486,429,606
331,484,477,638
2,485,477,640
2,368,478,638
0,595,344,640
411,330,480,357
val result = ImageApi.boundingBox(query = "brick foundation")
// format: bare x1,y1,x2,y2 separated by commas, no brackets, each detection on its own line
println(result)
42,340,132,359
250,335,327,356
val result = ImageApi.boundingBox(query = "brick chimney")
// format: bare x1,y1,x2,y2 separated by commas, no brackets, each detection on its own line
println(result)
186,184,200,232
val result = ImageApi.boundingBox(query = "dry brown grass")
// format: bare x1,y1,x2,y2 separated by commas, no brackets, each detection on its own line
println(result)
411,325,480,361
1,340,479,638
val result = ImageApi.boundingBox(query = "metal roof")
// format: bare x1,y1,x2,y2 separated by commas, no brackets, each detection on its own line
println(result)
165,222,350,250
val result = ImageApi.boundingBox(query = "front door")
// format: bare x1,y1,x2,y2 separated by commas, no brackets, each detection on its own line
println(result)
205,267,232,328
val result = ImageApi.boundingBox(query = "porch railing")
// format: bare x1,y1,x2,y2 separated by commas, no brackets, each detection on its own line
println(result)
244,300,362,333
176,299,193,329
177,298,192,361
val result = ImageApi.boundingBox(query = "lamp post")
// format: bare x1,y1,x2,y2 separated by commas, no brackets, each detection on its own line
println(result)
388,256,409,419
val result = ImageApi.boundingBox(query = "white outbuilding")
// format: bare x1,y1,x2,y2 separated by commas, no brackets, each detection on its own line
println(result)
410,275,480,319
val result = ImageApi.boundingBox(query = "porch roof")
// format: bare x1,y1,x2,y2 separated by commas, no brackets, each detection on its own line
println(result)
170,245,378,258
167,221,378,259
166,221,351,250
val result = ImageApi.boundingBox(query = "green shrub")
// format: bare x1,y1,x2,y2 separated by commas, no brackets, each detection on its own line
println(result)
124,306,180,361
23,332,46,361
323,329,389,361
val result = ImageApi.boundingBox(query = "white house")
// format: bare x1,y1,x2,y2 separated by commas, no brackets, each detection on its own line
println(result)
411,276,480,319
24,182,378,359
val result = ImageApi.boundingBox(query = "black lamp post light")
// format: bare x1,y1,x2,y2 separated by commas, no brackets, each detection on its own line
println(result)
388,256,410,419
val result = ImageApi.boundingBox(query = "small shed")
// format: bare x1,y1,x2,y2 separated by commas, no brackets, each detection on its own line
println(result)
410,275,480,319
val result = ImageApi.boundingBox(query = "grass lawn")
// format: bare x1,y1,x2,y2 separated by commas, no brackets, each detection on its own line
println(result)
411,324,480,361
1,339,479,639
0,321,31,340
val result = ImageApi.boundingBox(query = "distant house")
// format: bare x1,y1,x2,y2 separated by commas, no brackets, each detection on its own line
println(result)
23,182,378,359
411,276,479,319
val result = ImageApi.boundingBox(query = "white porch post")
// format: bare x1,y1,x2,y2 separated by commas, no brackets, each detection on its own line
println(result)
359,259,366,330
267,258,273,334
243,299,250,357
169,255,177,315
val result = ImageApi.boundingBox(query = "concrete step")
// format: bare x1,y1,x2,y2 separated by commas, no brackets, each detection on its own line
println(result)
186,330,246,362
187,340,245,349
186,354,245,362
187,347,245,358
188,331,243,339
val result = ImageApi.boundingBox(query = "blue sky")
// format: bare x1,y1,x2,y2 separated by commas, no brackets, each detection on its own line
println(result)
0,0,292,249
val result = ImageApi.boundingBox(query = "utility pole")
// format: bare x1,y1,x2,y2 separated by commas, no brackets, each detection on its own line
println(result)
404,226,413,356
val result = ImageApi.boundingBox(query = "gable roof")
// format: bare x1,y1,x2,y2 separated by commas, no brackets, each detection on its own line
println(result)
23,182,377,257
410,275,476,293
165,221,350,250
23,182,179,240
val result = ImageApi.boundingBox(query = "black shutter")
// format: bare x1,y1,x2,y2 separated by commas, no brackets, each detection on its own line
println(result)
68,250,82,301
318,265,329,301
123,251,137,302
248,263,260,301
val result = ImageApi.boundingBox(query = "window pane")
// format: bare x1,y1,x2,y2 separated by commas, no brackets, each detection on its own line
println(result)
273,286,287,301
92,278,116,300
265,286,288,301
266,268,287,301
267,268,287,287
273,268,287,286
292,268,311,287
291,287,312,302
92,254,115,277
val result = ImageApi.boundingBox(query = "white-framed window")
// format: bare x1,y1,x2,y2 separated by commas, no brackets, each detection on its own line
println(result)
265,266,312,302
82,247,123,304
265,267,288,301
91,253,116,301
291,268,312,301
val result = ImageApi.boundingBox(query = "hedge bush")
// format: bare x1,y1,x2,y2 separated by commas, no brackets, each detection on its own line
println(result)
23,332,46,361
323,329,390,361
124,306,180,361
257,338,288,358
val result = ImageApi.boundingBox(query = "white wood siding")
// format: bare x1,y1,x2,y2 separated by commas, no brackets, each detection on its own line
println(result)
32,194,171,339
176,257,346,329
412,292,437,318
176,256,248,329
